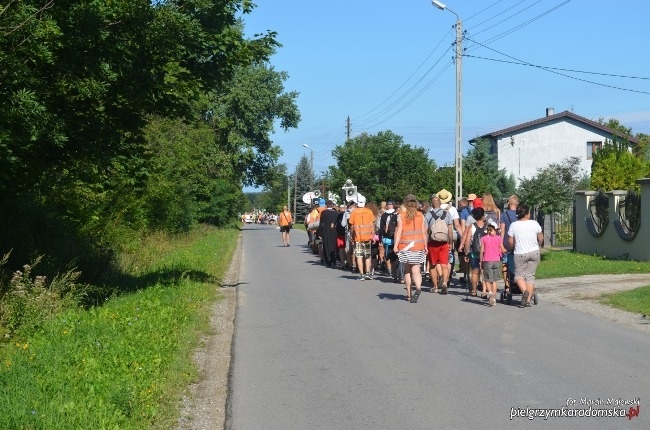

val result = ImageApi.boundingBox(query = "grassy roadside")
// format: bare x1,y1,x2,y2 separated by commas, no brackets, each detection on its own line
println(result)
537,249,650,279
600,286,650,316
537,249,650,316
0,225,239,430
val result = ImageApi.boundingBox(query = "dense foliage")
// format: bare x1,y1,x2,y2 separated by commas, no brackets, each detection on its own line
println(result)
0,1,299,281
328,131,437,202
517,157,587,214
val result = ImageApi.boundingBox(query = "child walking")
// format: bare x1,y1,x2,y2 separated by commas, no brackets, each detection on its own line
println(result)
480,223,507,306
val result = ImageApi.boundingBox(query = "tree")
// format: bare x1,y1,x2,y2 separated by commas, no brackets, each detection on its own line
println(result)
0,0,295,278
590,143,650,192
256,164,293,214
209,62,300,188
463,139,515,201
329,131,437,203
517,157,585,214
590,119,650,191
294,156,312,221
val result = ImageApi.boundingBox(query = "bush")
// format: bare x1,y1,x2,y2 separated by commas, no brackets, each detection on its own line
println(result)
0,253,82,340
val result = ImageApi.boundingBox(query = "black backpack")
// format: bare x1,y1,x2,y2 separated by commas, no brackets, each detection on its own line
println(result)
471,222,489,254
383,212,398,239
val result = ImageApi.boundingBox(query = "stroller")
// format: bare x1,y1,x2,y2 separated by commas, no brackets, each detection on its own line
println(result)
499,253,538,305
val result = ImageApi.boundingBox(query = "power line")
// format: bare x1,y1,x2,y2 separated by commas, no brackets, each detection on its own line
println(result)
463,54,650,80
465,37,650,95
353,29,452,122
353,49,452,129
475,0,573,46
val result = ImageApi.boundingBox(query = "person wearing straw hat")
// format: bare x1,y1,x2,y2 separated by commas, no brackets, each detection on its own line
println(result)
437,188,462,282
425,194,454,294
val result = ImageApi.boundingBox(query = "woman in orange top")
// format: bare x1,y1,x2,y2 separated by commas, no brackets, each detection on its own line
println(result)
392,194,428,303
278,205,293,247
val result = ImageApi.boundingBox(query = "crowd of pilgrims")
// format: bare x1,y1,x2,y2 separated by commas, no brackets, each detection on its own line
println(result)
300,189,543,306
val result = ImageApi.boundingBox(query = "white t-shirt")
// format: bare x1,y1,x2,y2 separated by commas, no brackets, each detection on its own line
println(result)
507,219,542,254
441,203,459,221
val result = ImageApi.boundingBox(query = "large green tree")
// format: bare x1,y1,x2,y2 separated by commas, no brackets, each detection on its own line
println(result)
329,131,437,203
0,0,298,277
462,139,515,201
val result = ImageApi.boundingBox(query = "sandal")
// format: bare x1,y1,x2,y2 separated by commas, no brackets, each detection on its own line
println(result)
470,290,477,297
405,295,411,301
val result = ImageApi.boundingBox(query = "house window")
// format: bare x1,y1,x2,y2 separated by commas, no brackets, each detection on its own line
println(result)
587,141,603,160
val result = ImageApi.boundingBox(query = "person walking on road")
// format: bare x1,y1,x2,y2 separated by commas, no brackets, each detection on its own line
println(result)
317,200,339,267
480,223,506,306
499,195,519,291
425,195,454,294
393,194,428,303
507,203,543,307
348,201,376,281
278,205,293,247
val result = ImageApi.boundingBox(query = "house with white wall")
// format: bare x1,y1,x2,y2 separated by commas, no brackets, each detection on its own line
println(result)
470,108,639,185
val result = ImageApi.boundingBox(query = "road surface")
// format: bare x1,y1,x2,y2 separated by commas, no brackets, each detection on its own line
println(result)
226,224,648,429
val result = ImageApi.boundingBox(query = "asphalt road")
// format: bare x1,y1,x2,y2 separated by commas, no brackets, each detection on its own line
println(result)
227,224,649,429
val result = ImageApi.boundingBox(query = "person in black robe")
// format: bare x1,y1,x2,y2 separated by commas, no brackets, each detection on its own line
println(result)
317,200,340,267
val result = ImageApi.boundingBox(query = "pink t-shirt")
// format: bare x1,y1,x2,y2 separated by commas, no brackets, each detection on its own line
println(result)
481,234,502,262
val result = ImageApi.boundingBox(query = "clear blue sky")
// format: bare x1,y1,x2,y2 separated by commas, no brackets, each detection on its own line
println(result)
242,0,650,183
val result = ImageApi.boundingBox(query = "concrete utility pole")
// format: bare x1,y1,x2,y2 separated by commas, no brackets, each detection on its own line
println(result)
293,171,298,220
302,143,314,191
432,1,463,201
347,116,351,140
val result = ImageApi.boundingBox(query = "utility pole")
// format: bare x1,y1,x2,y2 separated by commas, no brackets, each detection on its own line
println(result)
287,174,290,209
319,179,330,199
293,171,298,220
347,116,351,140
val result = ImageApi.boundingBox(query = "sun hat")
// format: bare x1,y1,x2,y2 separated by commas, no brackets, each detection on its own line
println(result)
467,193,477,201
436,189,453,204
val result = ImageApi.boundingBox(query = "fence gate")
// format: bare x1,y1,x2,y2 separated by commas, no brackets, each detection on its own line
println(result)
549,205,575,248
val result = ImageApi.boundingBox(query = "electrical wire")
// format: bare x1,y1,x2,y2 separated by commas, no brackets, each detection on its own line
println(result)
463,54,650,80
353,29,452,122
465,37,650,95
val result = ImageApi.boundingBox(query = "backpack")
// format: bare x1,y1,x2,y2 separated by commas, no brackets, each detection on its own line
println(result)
428,210,449,242
383,212,398,239
471,222,489,254
484,210,499,226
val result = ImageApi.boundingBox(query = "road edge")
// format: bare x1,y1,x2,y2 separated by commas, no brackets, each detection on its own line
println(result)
176,232,241,430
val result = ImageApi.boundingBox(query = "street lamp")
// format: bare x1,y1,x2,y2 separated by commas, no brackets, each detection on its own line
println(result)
432,0,463,202
302,143,314,192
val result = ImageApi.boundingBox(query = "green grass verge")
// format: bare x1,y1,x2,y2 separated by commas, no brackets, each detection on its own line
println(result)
537,250,650,279
0,225,239,430
600,286,650,316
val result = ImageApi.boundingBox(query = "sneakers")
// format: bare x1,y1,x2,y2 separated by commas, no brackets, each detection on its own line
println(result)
441,283,448,295
359,275,366,281
410,289,421,303
521,290,529,307
364,274,372,280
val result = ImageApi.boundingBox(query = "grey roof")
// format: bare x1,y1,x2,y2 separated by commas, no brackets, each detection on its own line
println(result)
470,110,640,144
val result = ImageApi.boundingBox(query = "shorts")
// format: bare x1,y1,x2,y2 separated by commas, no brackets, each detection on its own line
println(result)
514,250,541,284
483,261,501,282
280,225,291,233
354,241,372,258
469,252,481,270
427,241,449,265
